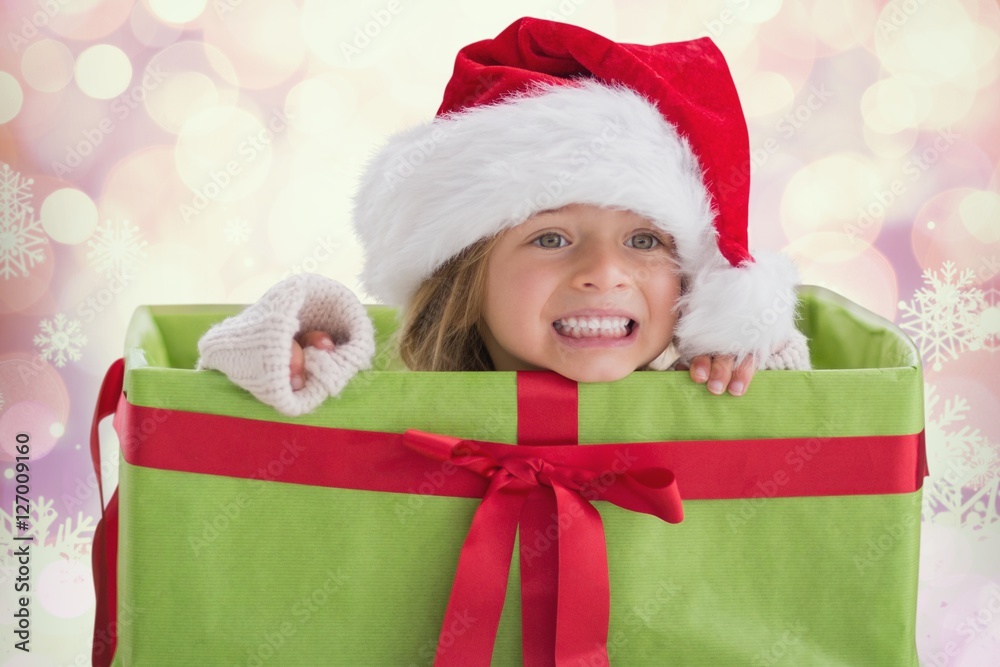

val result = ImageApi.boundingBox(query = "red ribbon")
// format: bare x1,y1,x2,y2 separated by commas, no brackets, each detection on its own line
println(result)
402,430,683,666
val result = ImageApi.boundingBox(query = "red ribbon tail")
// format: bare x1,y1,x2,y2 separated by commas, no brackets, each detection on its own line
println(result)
554,485,610,665
434,473,529,667
91,358,124,510
519,487,559,667
91,489,119,667
91,359,124,667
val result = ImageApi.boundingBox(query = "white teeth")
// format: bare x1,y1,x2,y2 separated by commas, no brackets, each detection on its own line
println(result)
553,317,632,339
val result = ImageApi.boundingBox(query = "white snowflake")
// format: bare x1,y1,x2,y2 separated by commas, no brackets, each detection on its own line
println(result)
0,212,47,279
225,217,252,245
0,163,47,280
922,384,1000,536
964,444,1000,490
34,313,88,367
0,497,95,590
0,162,34,227
86,219,148,280
898,261,985,371
1,497,95,555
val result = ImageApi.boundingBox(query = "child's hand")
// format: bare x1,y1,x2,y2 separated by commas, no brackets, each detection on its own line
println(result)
679,354,755,397
290,331,335,391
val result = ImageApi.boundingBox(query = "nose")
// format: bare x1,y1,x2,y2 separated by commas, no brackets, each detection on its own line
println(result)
571,242,632,292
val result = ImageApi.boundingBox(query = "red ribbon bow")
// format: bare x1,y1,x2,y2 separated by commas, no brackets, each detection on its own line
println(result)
402,429,684,667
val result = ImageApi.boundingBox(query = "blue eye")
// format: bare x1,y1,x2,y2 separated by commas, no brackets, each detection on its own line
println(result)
626,232,660,250
534,233,568,248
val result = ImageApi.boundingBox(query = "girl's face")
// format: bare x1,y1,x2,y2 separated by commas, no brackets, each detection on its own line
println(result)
480,204,681,382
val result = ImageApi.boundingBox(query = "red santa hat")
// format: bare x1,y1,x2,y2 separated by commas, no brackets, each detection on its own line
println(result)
353,17,804,364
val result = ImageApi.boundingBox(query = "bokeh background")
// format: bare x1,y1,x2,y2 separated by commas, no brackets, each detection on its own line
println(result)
0,0,998,664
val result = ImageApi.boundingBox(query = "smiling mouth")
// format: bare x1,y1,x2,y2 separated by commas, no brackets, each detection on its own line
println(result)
552,316,635,339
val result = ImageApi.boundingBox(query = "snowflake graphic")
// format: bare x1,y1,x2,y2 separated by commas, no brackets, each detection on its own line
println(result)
86,219,148,280
0,162,34,227
34,313,88,367
0,212,47,279
0,163,47,280
0,497,95,594
922,384,1000,535
225,217,252,245
0,497,99,626
898,261,985,371
0,496,95,557
963,444,1000,490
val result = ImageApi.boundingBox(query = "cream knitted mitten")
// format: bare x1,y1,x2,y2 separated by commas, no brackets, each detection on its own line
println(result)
197,274,376,416
759,329,811,370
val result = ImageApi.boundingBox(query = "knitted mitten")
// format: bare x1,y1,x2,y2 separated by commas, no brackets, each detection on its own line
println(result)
197,274,376,416
759,329,811,370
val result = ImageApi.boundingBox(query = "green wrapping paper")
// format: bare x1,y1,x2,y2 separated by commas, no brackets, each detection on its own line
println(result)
96,285,924,666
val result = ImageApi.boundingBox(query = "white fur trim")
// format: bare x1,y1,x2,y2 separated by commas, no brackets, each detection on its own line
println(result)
354,80,713,306
674,250,807,365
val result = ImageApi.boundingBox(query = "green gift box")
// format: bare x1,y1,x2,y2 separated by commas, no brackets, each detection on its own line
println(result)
90,285,925,666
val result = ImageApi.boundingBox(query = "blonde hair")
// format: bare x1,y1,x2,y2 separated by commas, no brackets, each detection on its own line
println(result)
398,236,499,371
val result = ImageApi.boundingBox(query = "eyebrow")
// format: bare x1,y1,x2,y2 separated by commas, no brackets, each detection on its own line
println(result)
532,206,569,216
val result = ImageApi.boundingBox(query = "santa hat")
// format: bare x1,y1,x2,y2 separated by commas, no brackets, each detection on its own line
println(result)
353,17,804,364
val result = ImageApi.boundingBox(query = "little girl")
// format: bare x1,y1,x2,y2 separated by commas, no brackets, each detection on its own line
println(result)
197,18,810,417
